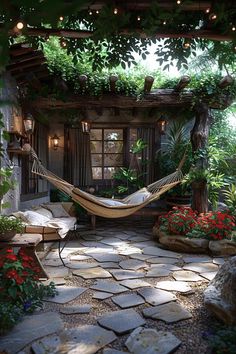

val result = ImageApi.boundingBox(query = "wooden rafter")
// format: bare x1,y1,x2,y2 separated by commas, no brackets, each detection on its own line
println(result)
8,27,234,42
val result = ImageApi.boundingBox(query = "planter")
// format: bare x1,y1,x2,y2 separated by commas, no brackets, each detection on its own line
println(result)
0,230,17,241
158,230,209,253
156,228,236,256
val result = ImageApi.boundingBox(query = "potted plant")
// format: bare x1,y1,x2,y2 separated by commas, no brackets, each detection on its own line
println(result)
0,216,24,241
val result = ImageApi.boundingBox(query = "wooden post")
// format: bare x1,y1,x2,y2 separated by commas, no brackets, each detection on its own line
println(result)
191,102,210,213
109,75,118,93
78,74,88,90
174,75,191,92
144,76,154,93
218,75,234,88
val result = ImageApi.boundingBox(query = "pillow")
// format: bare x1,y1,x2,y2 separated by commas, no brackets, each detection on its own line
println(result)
11,211,29,223
22,210,50,225
101,199,124,207
33,207,53,219
127,190,151,205
43,204,70,218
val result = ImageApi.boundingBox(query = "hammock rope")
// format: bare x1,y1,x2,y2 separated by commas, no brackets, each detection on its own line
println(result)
30,148,184,218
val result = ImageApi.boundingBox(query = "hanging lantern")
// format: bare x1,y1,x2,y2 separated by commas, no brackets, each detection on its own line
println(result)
158,117,167,135
81,120,91,134
51,134,60,150
23,113,35,134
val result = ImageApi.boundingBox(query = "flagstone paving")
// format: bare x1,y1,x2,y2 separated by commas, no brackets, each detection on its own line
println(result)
125,327,181,354
98,309,146,334
4,219,230,354
143,302,192,323
112,293,145,308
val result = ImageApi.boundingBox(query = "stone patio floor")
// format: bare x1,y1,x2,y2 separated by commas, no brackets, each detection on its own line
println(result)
0,217,227,354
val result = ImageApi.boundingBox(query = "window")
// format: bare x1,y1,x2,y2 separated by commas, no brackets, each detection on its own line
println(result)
90,128,124,180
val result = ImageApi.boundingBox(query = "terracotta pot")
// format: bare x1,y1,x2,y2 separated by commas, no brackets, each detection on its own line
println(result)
0,230,17,241
166,195,191,209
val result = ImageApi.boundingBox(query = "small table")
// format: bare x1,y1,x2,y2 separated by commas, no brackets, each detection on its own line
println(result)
0,233,48,279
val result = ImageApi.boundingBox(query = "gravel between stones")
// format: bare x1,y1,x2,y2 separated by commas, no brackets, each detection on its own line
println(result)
15,219,226,354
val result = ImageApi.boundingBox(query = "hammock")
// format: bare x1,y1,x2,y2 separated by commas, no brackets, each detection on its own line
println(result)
30,149,184,218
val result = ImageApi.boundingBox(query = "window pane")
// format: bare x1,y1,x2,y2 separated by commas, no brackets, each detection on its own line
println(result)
104,153,123,166
91,154,102,166
104,167,118,179
92,167,102,179
91,141,102,153
104,141,123,153
90,129,102,140
104,129,123,141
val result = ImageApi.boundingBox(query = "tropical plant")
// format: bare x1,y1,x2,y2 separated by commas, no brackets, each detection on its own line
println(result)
223,184,236,219
112,167,144,194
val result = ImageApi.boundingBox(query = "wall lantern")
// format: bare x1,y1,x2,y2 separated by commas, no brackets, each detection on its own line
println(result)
51,134,60,150
81,120,91,134
23,113,35,134
157,117,167,135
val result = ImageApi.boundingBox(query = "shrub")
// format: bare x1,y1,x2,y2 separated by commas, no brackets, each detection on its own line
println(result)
0,216,24,234
206,325,236,354
159,206,197,236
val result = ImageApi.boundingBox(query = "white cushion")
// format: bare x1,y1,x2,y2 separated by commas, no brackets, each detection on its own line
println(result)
22,210,51,225
127,190,151,205
33,207,53,219
101,199,125,207
43,204,70,218
47,217,77,238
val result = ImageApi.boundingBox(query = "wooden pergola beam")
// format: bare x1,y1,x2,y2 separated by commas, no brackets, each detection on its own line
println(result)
29,89,233,111
9,28,234,42
174,75,191,92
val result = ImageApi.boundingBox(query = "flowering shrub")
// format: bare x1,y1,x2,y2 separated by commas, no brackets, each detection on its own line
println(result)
0,248,57,333
187,211,235,241
159,206,197,236
159,207,236,241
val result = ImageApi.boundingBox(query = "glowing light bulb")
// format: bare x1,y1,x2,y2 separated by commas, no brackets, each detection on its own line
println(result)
163,20,167,25
114,8,118,15
209,13,217,20
205,8,210,14
177,0,181,4
59,16,64,21
183,42,190,49
96,10,99,14
89,10,93,15
16,21,24,30
232,26,236,31
137,15,141,21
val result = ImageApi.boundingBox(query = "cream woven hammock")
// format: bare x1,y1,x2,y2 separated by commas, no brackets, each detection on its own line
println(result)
30,149,184,218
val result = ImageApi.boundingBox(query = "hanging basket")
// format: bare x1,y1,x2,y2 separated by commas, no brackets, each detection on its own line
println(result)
0,230,17,241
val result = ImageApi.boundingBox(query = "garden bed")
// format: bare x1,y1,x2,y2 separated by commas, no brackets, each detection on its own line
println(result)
153,227,236,256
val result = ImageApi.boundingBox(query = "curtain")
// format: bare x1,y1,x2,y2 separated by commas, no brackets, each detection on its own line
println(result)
64,127,92,187
137,127,156,185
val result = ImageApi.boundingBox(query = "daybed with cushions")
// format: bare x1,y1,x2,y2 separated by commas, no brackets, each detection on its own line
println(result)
13,202,77,241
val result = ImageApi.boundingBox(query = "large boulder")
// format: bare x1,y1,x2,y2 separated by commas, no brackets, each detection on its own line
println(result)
204,256,236,324
158,231,209,253
209,240,236,256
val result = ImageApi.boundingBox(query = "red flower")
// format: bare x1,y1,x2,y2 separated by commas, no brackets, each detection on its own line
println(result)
6,269,18,279
5,254,17,262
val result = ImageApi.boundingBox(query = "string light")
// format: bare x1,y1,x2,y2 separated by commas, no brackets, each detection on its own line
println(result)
176,0,181,4
114,8,118,15
96,10,99,14
137,15,141,21
209,13,217,21
205,8,210,14
16,21,24,30
89,9,93,15
232,26,236,31
59,16,64,21
163,20,167,25
183,41,191,49
60,38,67,48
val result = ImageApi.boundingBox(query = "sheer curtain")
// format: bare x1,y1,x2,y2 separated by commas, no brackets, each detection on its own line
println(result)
64,127,92,187
137,127,156,185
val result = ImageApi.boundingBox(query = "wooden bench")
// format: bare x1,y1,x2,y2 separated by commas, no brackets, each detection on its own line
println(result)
0,233,48,279
89,208,167,229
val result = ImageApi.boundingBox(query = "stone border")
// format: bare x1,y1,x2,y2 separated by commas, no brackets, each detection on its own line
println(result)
153,227,236,256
